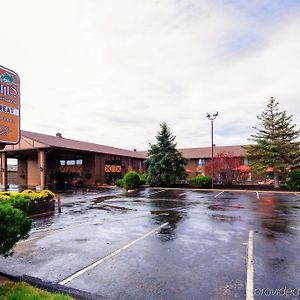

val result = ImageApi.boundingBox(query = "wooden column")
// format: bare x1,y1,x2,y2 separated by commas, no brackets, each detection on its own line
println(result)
39,149,46,189
1,152,7,190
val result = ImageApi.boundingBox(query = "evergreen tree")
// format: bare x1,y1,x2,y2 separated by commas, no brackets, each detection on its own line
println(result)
147,123,188,186
245,97,300,188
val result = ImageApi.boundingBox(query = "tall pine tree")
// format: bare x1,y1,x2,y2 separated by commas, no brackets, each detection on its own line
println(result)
147,123,188,186
245,97,300,188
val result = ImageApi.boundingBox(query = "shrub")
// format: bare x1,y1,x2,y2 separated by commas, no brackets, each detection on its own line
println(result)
116,179,124,188
124,171,141,190
188,175,212,188
0,201,32,257
287,170,300,190
0,193,31,213
139,173,147,185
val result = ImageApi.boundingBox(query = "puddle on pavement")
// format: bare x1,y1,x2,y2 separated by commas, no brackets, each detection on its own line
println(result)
208,205,228,211
74,238,89,243
210,214,241,223
90,204,137,212
268,257,286,269
93,195,121,203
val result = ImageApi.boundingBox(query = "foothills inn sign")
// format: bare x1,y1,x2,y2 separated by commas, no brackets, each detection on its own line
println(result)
0,65,20,145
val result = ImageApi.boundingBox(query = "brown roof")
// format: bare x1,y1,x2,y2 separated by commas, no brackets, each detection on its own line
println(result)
138,145,246,159
178,145,246,159
2,131,147,159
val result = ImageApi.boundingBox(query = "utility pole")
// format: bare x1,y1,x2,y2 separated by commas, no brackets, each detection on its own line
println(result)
206,112,218,189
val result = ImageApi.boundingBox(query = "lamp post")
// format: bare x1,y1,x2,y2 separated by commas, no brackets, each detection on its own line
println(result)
206,112,218,189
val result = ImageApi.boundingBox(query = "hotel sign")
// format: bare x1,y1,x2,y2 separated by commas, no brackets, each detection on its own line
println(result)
0,65,20,144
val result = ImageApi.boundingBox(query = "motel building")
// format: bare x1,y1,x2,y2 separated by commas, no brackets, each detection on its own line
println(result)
180,146,248,178
0,131,146,190
0,130,253,191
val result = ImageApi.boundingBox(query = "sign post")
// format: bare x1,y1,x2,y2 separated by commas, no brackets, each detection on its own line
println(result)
0,65,20,190
0,65,20,149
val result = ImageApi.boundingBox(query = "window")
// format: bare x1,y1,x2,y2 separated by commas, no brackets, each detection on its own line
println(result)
76,159,83,165
66,160,76,166
198,159,206,166
60,160,66,166
105,160,121,165
244,158,250,165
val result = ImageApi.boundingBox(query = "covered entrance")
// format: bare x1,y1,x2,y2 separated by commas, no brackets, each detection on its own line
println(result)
0,131,146,190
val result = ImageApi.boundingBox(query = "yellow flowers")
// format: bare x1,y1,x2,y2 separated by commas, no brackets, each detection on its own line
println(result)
0,193,10,201
20,189,35,199
38,189,56,201
0,190,56,202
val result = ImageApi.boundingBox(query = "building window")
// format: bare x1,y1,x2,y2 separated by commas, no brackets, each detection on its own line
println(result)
66,160,76,166
105,160,121,165
244,158,250,165
197,159,206,166
129,158,133,166
60,160,66,166
76,159,83,165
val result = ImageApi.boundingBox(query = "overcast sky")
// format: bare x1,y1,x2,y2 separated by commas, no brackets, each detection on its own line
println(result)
1,0,300,150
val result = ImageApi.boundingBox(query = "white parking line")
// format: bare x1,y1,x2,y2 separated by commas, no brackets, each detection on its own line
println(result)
256,192,260,200
214,191,224,198
294,193,300,198
246,230,254,300
18,219,105,244
58,222,169,285
148,189,167,196
178,191,192,197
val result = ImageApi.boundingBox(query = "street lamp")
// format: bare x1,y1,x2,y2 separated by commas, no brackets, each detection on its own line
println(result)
206,112,219,189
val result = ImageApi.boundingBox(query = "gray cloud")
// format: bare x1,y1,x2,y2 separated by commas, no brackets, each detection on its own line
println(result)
1,0,300,150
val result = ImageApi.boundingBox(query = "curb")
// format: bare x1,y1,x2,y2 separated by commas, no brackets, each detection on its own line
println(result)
0,271,107,299
148,186,300,194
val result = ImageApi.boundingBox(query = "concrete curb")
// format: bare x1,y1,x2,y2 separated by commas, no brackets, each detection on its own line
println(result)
0,271,107,299
148,186,300,194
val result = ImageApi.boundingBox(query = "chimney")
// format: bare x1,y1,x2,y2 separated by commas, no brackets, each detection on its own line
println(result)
56,132,62,138
133,148,137,152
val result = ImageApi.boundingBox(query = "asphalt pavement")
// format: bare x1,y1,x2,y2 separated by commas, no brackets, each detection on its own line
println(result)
0,187,299,299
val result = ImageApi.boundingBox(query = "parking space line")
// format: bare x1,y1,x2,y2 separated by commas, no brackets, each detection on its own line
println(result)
178,191,192,197
214,191,224,198
246,230,254,300
256,192,260,200
294,193,300,198
58,222,169,286
148,189,167,196
18,219,105,244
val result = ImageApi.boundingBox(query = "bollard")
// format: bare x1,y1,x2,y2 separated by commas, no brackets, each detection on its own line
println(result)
57,195,62,213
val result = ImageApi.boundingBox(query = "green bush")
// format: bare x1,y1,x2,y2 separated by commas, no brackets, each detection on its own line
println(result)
287,170,300,190
124,171,141,190
188,175,212,188
0,193,30,213
0,202,32,257
139,173,147,185
116,179,124,188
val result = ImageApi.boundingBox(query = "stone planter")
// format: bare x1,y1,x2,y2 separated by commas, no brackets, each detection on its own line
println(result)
28,199,55,216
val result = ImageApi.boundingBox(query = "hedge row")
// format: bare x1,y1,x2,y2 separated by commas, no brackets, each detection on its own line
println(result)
188,175,212,188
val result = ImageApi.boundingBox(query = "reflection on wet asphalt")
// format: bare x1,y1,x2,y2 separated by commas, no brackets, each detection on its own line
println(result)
0,188,299,299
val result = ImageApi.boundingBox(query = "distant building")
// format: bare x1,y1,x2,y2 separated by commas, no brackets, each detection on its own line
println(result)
178,145,247,178
138,145,250,179
0,130,259,190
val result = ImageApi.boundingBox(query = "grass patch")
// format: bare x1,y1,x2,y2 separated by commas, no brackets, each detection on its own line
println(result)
0,280,73,300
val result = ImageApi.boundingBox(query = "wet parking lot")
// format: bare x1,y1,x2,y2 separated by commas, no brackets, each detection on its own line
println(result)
1,188,300,299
